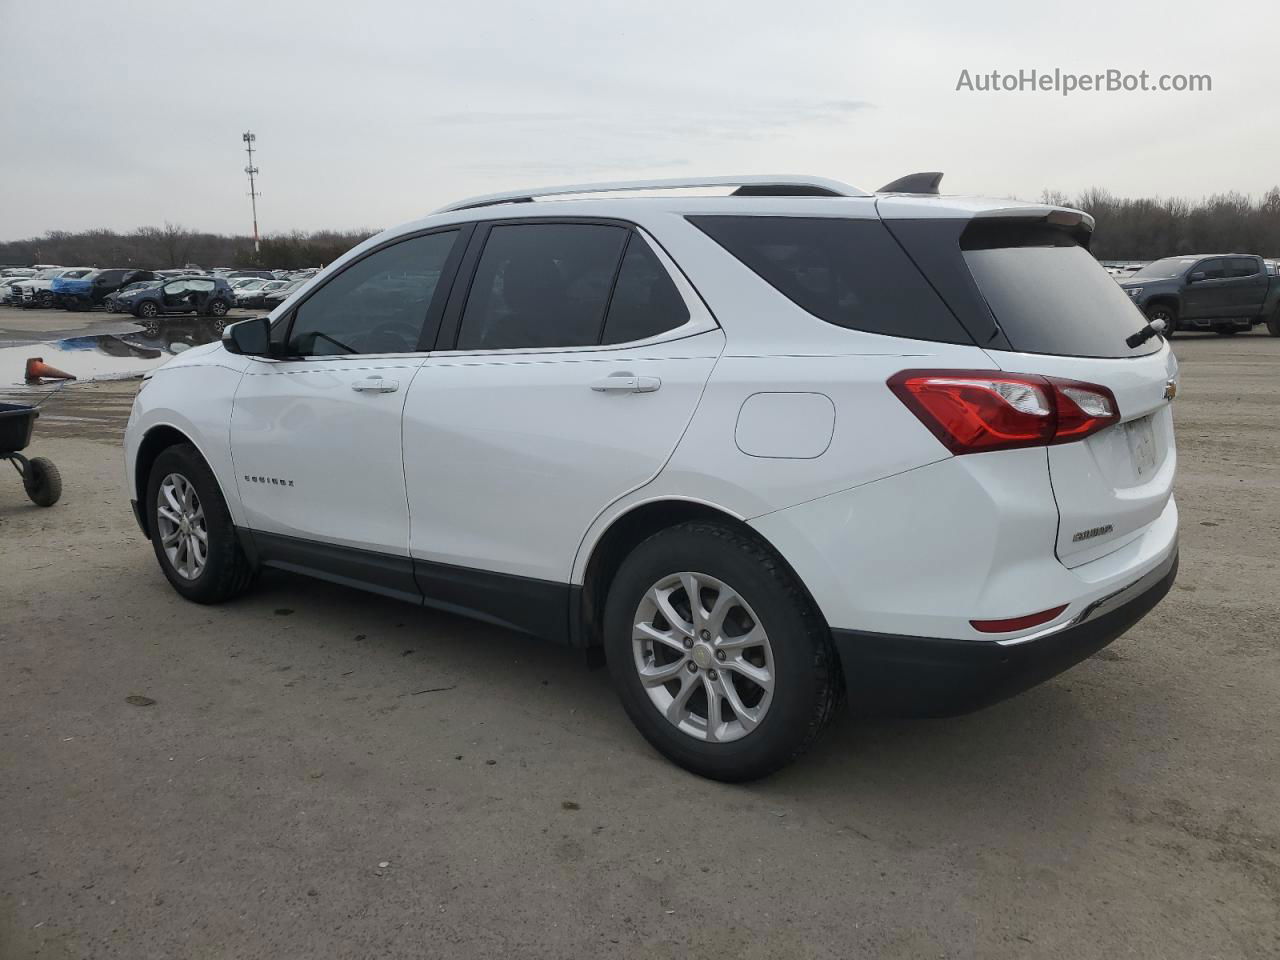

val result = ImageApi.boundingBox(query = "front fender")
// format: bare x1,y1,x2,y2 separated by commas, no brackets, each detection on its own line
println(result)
125,359,248,526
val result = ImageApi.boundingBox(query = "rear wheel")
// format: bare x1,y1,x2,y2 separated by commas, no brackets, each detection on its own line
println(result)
604,521,841,781
146,444,255,603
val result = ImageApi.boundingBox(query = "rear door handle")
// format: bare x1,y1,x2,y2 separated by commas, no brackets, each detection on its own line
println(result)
351,377,399,393
590,374,661,394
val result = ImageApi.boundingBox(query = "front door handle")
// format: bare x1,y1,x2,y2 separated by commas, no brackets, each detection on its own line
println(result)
351,377,399,393
590,374,661,394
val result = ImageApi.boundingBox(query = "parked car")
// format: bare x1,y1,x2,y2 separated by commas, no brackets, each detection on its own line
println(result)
1117,254,1280,337
125,174,1180,781
104,279,162,312
235,279,291,309
258,279,305,311
1,277,29,303
117,275,235,321
53,268,162,311
0,267,38,279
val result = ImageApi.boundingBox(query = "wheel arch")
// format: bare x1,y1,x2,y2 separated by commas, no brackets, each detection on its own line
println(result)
574,498,822,649
133,424,214,536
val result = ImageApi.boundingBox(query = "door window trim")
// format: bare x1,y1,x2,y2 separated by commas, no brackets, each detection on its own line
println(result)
431,215,718,357
262,222,474,363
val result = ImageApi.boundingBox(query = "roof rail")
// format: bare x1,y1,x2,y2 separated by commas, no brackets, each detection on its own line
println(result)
876,171,944,195
435,175,869,213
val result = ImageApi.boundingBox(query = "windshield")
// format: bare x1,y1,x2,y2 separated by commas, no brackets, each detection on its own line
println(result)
1129,257,1197,281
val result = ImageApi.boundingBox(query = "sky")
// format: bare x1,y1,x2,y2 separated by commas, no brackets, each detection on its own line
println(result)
1,0,1277,240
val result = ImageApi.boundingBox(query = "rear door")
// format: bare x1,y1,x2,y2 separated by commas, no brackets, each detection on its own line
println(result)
953,223,1177,566
403,220,723,615
1226,256,1268,316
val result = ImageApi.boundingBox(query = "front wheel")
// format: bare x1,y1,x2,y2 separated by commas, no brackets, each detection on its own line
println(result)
205,298,229,318
146,444,255,603
135,300,160,319
604,522,842,781
1267,310,1280,337
1145,303,1177,338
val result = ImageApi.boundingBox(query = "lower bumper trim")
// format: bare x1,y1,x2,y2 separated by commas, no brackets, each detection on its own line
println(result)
831,550,1178,717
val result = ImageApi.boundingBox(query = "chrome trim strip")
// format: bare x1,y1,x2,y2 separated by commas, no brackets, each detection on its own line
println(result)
995,540,1178,647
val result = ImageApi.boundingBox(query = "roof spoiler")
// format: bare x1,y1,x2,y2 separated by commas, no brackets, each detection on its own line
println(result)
876,172,943,195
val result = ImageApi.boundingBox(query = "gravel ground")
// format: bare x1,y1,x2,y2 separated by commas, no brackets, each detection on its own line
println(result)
1,331,1277,959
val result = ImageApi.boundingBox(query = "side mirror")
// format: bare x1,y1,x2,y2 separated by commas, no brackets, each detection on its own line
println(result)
1188,271,1205,283
222,315,272,356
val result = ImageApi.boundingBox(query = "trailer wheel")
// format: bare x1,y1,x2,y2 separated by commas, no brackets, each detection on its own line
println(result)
23,457,62,507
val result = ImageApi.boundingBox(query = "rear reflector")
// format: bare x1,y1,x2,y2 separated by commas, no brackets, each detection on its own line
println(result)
970,604,1068,634
888,370,1119,455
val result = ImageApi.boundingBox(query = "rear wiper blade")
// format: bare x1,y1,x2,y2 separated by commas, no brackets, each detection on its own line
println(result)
1126,318,1166,349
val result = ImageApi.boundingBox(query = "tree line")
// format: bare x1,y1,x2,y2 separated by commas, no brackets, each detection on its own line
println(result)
1041,188,1280,261
0,224,379,271
2,187,1278,269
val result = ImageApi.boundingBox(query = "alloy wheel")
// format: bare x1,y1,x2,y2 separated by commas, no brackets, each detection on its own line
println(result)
156,472,208,580
632,571,775,743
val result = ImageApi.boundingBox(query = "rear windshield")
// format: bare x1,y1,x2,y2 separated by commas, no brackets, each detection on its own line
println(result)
688,216,972,344
961,223,1159,358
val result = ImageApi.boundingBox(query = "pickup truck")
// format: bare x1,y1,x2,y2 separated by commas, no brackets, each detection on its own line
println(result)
1118,254,1280,337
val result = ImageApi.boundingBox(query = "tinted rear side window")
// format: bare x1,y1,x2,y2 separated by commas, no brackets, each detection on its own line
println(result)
959,222,1159,358
688,216,971,344
601,234,689,344
458,223,628,351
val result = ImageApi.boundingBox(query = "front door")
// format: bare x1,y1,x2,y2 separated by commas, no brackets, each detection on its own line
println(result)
402,220,724,636
229,228,465,598
1182,258,1230,320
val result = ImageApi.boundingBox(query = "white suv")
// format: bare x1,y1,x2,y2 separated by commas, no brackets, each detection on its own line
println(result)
124,175,1179,780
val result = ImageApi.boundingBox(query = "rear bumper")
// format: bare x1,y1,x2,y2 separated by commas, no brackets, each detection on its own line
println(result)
832,547,1178,717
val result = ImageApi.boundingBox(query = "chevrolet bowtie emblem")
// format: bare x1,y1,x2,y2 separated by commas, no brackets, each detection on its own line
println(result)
1163,379,1178,401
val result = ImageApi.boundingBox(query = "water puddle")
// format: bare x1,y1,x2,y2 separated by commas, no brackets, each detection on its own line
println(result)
0,317,226,387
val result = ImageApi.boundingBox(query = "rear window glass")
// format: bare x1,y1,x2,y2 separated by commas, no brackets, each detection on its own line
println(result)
688,216,971,344
961,222,1159,358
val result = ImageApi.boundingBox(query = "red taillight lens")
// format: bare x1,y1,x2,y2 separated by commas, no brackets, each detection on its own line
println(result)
888,370,1119,455
970,604,1068,634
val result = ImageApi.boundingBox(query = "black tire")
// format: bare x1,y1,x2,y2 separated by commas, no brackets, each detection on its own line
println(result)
603,521,842,782
145,443,255,603
135,300,160,319
1145,302,1177,338
1267,312,1280,337
23,457,62,507
206,298,229,318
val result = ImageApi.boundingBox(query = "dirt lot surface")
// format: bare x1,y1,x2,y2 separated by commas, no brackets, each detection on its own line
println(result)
1,332,1278,959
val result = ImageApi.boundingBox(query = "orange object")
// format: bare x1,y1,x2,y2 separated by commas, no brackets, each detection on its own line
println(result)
24,357,77,382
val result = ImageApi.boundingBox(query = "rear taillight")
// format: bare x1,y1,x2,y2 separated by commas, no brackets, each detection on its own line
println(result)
887,370,1119,455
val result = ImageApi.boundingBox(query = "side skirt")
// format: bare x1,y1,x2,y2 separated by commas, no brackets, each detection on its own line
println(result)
239,529,575,644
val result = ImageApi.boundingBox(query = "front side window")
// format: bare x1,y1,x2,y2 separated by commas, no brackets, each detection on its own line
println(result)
288,230,458,356
457,223,628,351
189,279,215,293
1196,258,1226,280
163,280,187,296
